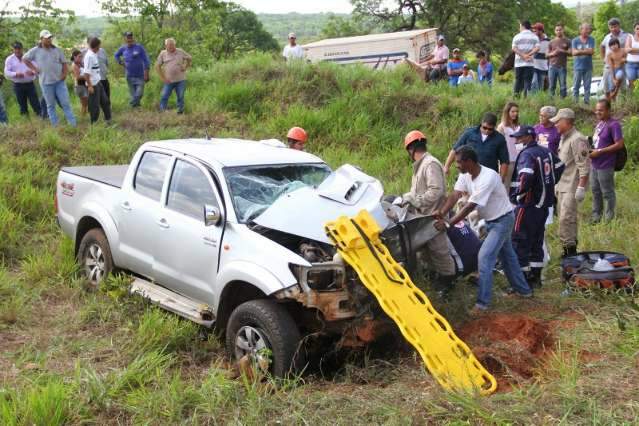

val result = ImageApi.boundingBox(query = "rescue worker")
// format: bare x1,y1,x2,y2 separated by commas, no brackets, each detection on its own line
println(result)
396,130,457,298
434,146,532,314
287,126,307,151
510,126,564,287
551,108,590,256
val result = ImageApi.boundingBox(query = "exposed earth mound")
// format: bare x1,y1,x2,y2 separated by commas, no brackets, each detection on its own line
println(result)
458,314,555,390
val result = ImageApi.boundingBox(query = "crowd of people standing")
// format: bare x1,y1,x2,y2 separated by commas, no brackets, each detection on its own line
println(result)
1,30,192,127
512,18,639,102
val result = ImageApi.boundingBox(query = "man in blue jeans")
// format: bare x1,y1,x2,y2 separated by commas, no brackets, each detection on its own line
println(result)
23,30,76,127
572,23,595,104
547,24,571,98
114,32,150,107
155,38,192,114
435,146,532,314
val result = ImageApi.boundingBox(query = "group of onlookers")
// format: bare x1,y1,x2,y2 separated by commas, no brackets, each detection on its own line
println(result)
1,30,192,127
512,18,639,102
397,17,639,100
410,36,495,87
399,97,624,314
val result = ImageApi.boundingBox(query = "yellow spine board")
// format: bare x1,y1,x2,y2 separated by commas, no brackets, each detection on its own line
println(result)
325,210,497,395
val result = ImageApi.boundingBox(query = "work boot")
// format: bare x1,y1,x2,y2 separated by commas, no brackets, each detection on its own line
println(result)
527,267,543,288
562,245,577,258
435,274,456,302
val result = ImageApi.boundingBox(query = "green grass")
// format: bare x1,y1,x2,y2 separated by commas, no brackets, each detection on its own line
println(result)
1,53,639,424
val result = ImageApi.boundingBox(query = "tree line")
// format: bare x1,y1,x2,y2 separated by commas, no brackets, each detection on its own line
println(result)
321,0,639,57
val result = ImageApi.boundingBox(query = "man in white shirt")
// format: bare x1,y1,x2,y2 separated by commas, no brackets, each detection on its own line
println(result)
600,18,629,94
4,41,42,116
434,146,532,314
282,33,304,61
403,35,449,82
512,20,540,97
83,37,111,123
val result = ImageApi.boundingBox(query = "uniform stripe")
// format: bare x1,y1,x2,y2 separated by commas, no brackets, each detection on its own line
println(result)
515,207,525,231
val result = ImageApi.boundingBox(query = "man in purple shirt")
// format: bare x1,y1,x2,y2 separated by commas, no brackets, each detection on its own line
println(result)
4,41,42,116
534,105,560,154
589,99,624,222
114,32,150,107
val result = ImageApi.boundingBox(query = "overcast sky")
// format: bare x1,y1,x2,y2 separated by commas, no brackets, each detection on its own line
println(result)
8,0,602,17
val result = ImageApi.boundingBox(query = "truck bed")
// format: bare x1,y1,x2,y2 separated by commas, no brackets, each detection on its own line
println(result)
61,165,129,189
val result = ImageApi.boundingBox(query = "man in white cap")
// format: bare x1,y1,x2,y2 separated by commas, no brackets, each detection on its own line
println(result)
283,33,304,61
404,34,449,82
23,30,76,127
551,108,590,257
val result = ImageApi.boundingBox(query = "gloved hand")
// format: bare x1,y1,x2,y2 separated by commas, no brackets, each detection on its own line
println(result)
575,186,586,202
392,196,404,206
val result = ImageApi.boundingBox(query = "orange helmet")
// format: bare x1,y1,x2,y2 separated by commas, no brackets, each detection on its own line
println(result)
287,126,308,143
404,130,426,148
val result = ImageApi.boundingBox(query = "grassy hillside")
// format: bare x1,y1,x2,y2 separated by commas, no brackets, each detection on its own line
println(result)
1,54,639,424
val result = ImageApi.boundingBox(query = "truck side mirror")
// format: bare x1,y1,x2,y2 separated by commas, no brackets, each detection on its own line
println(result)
204,204,222,227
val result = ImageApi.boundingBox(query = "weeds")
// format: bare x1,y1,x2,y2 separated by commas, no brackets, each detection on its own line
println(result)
0,54,638,423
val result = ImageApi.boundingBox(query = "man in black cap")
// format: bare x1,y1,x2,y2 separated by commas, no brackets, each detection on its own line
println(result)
4,41,42,117
114,31,150,107
510,125,564,287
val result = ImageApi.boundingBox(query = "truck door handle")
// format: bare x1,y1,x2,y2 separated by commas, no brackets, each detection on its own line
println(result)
157,218,170,229
203,236,217,246
121,201,132,211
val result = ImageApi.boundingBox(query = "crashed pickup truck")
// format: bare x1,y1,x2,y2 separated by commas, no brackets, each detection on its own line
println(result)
56,139,437,376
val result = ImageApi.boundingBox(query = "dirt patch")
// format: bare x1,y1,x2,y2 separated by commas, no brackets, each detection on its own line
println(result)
457,314,555,391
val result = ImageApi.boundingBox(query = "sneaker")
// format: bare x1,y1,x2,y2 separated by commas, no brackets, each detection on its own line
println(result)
504,287,533,298
590,215,601,224
469,304,488,316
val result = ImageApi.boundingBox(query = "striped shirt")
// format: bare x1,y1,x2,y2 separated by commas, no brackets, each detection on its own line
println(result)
512,30,539,68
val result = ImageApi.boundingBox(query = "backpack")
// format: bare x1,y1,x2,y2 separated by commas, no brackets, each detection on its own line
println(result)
614,145,628,172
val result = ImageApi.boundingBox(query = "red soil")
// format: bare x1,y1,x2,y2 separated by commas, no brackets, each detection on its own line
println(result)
457,314,555,391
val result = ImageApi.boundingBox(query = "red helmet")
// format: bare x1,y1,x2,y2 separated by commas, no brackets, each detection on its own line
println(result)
404,130,426,148
287,127,308,143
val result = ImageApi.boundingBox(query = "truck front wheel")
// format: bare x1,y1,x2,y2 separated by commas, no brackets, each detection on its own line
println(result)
78,228,114,287
226,299,304,378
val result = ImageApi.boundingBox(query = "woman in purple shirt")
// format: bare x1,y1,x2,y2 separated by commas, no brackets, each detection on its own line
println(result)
534,105,560,154
589,99,624,222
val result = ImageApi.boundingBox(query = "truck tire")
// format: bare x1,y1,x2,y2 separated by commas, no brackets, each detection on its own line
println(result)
226,299,304,378
77,228,114,287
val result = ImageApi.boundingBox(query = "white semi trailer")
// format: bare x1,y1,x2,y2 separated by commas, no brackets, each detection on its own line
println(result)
303,28,438,69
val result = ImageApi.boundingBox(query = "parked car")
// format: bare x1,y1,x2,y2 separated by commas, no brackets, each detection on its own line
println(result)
570,76,604,97
56,139,436,376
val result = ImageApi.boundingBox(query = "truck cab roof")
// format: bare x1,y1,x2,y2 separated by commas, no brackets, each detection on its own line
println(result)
144,138,324,168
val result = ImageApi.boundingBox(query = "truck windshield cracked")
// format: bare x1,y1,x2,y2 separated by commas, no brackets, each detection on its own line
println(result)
224,163,331,223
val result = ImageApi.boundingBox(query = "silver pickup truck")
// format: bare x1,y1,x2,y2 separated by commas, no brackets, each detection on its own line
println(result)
56,139,436,376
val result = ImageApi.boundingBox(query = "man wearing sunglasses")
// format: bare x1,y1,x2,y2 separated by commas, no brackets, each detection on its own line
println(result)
443,112,510,183
283,32,304,61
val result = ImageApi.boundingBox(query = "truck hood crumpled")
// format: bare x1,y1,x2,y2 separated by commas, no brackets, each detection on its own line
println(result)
254,164,390,244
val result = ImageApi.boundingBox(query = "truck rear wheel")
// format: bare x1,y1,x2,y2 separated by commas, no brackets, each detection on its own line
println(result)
78,228,114,287
226,299,304,378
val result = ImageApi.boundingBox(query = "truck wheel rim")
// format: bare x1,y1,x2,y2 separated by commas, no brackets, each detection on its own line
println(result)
234,326,270,370
85,243,105,285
